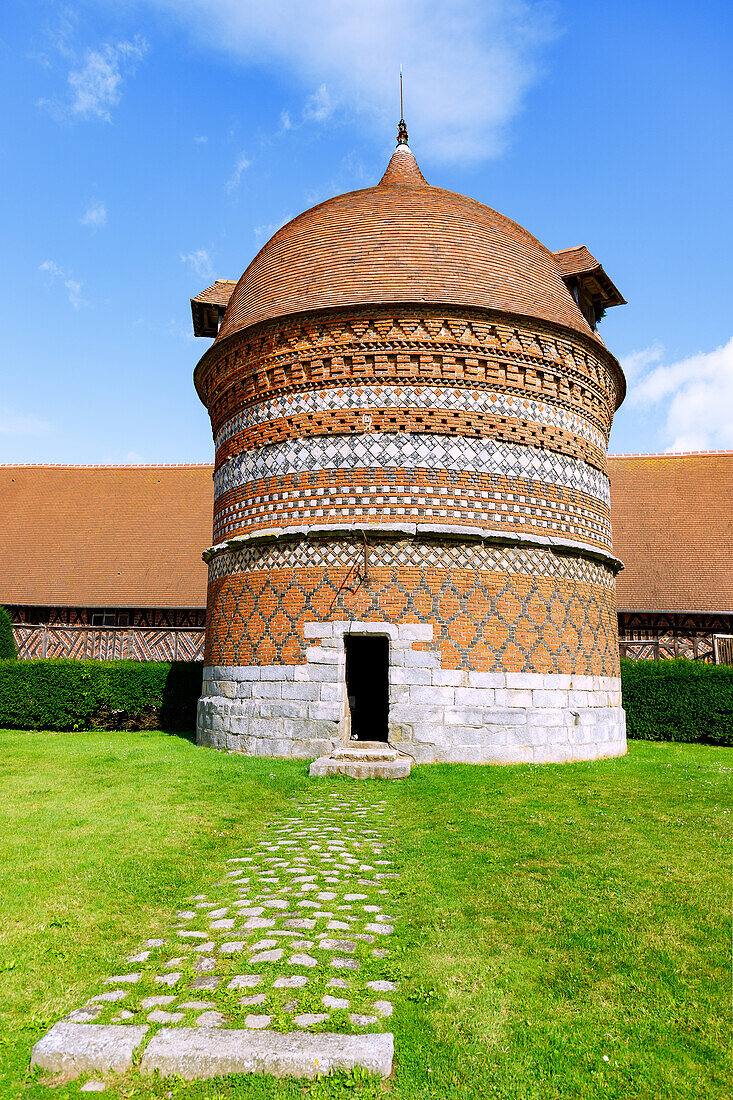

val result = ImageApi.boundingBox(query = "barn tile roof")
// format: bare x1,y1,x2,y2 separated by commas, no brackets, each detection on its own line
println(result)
213,145,618,359
1,454,729,614
609,452,733,614
0,465,212,609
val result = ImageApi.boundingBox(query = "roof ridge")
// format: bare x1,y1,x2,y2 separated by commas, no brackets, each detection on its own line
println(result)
609,450,733,459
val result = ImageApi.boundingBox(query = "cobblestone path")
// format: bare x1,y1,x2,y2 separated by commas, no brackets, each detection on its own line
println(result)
62,789,399,1044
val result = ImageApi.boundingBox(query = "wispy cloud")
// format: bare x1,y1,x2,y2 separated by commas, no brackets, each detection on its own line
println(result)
39,35,148,122
622,337,733,452
180,247,215,279
80,200,107,228
141,0,557,163
226,151,251,193
302,83,334,123
0,407,53,438
39,260,86,308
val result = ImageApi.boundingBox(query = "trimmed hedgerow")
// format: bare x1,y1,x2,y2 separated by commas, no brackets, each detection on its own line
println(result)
0,660,202,732
0,607,16,660
621,658,733,746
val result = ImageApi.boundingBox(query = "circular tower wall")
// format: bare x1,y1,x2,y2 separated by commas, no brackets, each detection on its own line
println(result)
194,145,626,764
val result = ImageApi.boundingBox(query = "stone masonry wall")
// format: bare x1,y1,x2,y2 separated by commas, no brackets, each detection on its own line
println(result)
197,619,625,764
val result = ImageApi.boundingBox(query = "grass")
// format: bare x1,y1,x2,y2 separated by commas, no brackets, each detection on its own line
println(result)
0,731,729,1099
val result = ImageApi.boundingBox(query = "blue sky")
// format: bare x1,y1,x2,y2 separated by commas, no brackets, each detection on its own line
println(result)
2,0,731,464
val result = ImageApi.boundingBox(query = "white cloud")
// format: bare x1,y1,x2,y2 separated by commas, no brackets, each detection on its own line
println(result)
40,36,148,122
80,201,107,228
194,135,208,143
622,337,733,452
303,83,334,123
39,260,86,309
226,151,251,193
140,0,557,163
0,407,52,438
180,247,214,279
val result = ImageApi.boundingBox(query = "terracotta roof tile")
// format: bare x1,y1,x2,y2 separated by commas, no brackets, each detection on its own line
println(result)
609,452,733,613
216,146,612,351
4,455,728,615
0,465,212,608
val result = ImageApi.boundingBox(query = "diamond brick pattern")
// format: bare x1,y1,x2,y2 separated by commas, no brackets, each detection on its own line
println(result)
213,434,610,507
205,542,619,676
214,385,605,452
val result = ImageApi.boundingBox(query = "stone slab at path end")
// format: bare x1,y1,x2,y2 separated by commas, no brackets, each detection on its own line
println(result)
31,788,399,1083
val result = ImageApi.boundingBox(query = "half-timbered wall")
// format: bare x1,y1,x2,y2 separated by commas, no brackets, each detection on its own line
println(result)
618,612,733,663
8,606,205,662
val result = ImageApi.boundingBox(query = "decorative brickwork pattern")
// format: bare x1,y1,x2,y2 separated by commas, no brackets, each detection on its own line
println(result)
213,471,611,549
197,308,620,440
204,539,619,677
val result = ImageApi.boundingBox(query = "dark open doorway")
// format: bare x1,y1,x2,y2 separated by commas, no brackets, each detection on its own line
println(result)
345,635,389,742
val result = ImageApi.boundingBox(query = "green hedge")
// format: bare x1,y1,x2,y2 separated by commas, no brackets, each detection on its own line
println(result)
0,607,16,659
621,659,733,745
0,660,202,732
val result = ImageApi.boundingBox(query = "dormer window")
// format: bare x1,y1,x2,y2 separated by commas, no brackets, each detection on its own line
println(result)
553,247,625,330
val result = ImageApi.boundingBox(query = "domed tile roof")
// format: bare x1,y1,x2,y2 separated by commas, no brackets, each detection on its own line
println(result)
216,144,601,345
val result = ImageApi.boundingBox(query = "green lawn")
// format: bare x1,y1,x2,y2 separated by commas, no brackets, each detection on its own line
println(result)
0,732,729,1099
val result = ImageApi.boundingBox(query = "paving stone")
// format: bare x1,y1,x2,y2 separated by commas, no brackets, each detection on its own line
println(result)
371,949,389,959
322,995,349,1009
104,974,140,984
349,1014,378,1026
165,957,185,968
248,939,278,950
226,976,263,993
292,1013,328,1026
250,948,283,963
219,941,246,954
244,1015,272,1029
80,1082,107,1092
289,954,318,967
111,1011,134,1022
331,958,359,970
155,972,182,987
31,1023,149,1082
126,951,151,964
142,996,176,1008
273,975,308,988
238,993,267,1006
373,1001,393,1017
189,976,220,991
178,1001,216,1010
89,991,127,1004
367,980,397,992
142,939,166,948
196,1012,225,1027
193,942,216,953
210,918,236,929
148,1010,185,1024
65,1006,103,1023
326,977,350,989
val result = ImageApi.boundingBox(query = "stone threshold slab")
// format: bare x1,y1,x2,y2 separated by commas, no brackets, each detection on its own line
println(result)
31,1022,149,1081
140,1026,394,1079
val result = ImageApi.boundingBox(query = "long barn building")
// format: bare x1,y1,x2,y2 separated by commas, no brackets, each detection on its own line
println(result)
1,451,731,664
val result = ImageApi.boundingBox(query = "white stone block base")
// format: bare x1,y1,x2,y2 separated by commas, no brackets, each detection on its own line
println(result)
197,621,626,765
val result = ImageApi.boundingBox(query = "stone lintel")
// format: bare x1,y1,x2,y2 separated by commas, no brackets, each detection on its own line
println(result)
30,1023,149,1082
140,1027,394,1080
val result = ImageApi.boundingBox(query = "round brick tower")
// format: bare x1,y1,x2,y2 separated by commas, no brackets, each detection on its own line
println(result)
194,137,627,764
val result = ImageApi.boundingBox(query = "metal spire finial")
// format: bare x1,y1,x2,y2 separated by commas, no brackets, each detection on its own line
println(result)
397,67,408,145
